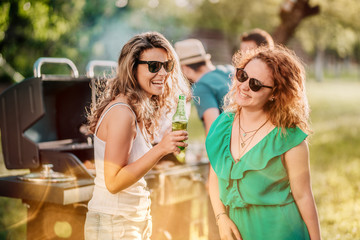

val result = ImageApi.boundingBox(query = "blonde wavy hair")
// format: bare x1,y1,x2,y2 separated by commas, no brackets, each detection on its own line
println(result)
88,32,191,141
224,45,311,134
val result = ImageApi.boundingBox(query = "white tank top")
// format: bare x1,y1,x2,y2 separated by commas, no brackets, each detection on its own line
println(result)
87,103,152,221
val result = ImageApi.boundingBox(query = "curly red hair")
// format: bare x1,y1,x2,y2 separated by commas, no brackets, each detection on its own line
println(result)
224,45,311,134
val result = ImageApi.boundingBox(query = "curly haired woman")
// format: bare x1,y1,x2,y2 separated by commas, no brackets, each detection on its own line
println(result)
207,45,321,240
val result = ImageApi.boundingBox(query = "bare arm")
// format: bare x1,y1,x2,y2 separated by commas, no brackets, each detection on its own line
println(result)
101,107,188,193
285,140,321,240
203,108,220,136
209,166,242,240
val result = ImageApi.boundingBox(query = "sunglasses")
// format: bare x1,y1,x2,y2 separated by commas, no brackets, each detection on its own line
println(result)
138,60,174,73
236,68,273,92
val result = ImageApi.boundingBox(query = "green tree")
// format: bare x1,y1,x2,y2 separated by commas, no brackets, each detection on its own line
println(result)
293,0,360,81
296,0,360,57
0,0,85,82
192,0,280,49
2,0,360,83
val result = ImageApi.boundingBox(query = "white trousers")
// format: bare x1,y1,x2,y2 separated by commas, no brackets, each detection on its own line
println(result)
84,211,152,240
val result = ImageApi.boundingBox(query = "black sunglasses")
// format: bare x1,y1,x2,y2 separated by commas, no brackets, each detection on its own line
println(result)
236,68,273,92
138,60,174,73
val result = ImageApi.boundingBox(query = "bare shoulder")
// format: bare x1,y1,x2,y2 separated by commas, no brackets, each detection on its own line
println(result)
97,101,137,140
105,103,136,129
289,140,308,152
284,140,309,165
103,96,135,122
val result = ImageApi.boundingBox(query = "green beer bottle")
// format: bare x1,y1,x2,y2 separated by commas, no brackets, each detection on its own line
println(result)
172,94,188,163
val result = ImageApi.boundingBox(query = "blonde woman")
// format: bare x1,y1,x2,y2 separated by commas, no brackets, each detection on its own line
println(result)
85,32,190,240
206,45,321,240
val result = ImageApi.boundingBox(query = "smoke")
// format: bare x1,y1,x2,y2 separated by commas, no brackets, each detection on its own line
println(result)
85,16,138,62
79,8,191,63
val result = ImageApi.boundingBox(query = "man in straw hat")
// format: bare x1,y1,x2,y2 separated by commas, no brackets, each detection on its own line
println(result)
174,39,233,135
175,38,233,240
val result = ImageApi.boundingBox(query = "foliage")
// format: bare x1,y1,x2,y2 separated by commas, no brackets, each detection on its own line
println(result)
184,0,360,60
295,0,360,57
192,0,281,48
0,0,193,82
0,197,26,239
1,0,360,83
0,0,85,79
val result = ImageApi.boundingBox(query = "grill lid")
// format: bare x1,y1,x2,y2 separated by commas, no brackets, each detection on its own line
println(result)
0,77,43,169
0,57,92,170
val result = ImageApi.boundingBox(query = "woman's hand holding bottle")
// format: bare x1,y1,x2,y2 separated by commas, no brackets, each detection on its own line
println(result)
156,130,188,155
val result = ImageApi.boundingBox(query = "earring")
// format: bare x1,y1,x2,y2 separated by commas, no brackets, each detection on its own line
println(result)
270,97,275,102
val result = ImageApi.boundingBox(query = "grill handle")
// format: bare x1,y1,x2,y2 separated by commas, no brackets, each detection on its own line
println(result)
33,57,79,78
86,60,117,78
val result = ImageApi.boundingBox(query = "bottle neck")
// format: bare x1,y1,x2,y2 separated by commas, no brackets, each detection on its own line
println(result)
173,95,187,121
176,98,186,115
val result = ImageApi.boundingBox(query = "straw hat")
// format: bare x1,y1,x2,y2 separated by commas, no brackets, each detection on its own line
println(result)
174,39,211,65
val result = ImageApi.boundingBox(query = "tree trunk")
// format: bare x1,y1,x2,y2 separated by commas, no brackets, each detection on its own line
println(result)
315,46,324,82
0,1,28,53
272,0,320,44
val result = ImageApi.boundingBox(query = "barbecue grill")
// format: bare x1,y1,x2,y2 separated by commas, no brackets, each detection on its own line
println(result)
0,58,96,239
0,57,210,240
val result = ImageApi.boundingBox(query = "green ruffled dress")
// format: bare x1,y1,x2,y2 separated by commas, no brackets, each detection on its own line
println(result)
206,112,310,240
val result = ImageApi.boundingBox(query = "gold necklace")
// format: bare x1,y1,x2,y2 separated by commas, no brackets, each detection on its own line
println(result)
236,113,269,161
239,130,257,148
239,126,257,137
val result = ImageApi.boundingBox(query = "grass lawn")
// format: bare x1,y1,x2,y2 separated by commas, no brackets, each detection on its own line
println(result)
0,80,359,239
307,80,360,240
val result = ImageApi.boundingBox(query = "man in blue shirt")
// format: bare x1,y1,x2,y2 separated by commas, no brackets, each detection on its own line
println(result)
175,38,233,240
174,39,233,135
